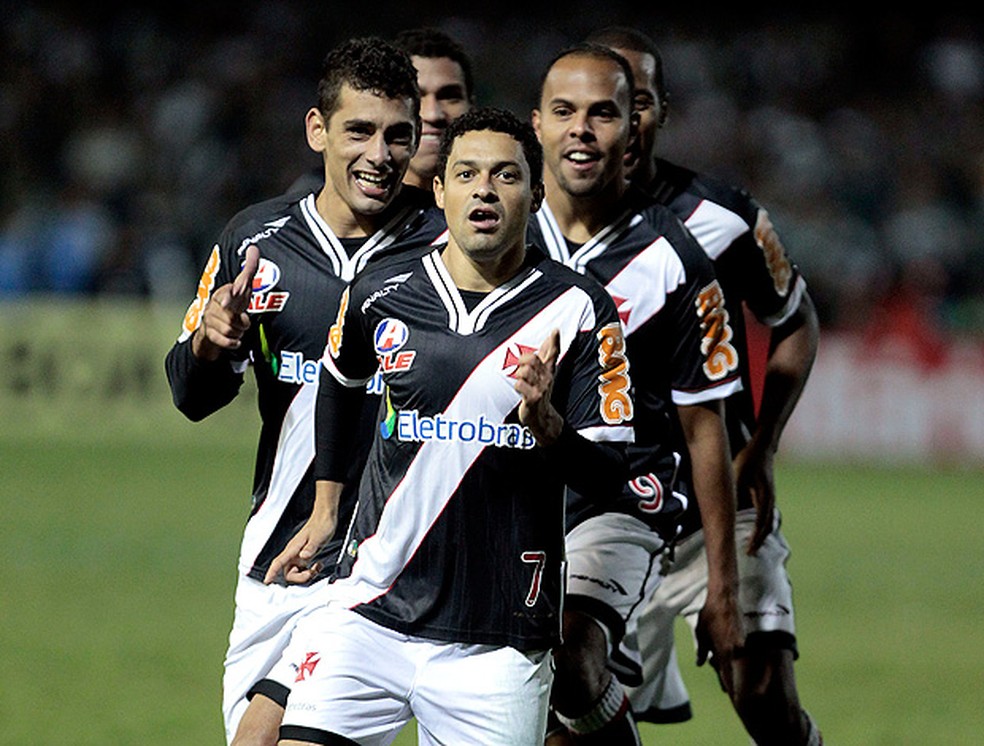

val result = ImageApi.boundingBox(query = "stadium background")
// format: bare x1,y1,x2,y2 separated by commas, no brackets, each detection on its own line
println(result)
1,4,982,743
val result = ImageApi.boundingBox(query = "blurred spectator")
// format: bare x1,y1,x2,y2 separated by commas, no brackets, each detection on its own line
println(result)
0,5,980,339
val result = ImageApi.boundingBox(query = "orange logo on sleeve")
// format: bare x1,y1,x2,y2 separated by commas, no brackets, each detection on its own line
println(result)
180,246,221,336
597,322,633,424
327,287,350,359
754,209,792,297
695,280,739,381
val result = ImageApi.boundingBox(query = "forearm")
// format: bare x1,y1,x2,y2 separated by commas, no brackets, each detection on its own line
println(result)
753,291,819,453
314,366,366,481
164,339,244,421
680,400,738,595
542,423,628,498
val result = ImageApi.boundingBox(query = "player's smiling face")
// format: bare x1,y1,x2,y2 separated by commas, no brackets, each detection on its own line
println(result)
613,46,663,182
321,84,418,218
406,55,470,187
435,129,537,267
534,53,633,199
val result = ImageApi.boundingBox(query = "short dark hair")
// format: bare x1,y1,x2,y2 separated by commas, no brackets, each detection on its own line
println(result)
317,36,420,122
585,26,668,104
538,42,636,110
393,27,475,102
437,106,543,185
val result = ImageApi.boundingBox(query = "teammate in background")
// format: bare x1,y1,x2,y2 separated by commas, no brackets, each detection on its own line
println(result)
529,44,744,744
266,106,634,746
289,27,474,198
587,26,822,745
393,26,475,190
164,37,446,746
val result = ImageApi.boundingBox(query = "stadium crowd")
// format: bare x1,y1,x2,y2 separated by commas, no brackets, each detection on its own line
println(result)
1,5,981,338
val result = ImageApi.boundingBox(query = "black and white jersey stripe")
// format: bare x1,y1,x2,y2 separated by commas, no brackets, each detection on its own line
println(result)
530,197,742,536
321,247,632,650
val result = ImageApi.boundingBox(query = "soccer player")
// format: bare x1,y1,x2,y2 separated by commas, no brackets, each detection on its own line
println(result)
164,37,446,746
529,43,744,744
587,26,823,745
289,27,474,198
265,106,635,746
394,26,475,190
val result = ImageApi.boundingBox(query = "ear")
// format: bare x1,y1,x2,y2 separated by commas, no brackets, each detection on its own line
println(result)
305,108,327,154
530,182,544,214
626,110,641,152
433,176,446,209
531,109,542,141
657,95,669,129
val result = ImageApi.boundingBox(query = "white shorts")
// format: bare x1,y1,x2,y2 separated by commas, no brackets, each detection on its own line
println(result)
221,573,330,744
622,508,797,720
279,603,553,745
564,512,666,683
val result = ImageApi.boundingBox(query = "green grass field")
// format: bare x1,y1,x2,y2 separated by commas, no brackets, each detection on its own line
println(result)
3,406,983,744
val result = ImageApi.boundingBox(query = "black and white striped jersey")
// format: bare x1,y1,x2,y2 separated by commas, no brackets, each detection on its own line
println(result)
319,245,634,651
646,158,806,533
529,192,743,537
165,187,447,582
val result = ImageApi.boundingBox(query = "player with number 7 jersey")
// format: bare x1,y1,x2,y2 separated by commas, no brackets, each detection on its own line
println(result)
315,243,634,649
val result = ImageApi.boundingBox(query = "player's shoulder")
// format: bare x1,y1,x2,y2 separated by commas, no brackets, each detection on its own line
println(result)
527,244,616,308
632,188,703,250
656,158,760,226
351,242,434,297
220,191,304,243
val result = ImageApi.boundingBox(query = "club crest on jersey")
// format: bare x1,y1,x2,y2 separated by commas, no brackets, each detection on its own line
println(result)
502,343,537,378
246,257,290,313
374,318,416,373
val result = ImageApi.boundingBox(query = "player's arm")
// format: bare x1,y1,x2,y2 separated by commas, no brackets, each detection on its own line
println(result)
264,365,366,585
265,285,372,584
515,329,630,499
164,245,259,421
678,398,742,690
737,288,819,553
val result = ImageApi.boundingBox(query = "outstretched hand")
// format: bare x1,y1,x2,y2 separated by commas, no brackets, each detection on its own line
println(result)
515,329,563,446
192,245,260,361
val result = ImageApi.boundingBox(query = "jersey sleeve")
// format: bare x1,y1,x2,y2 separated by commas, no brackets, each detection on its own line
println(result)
544,282,633,500
164,233,250,421
714,206,806,328
560,284,634,443
665,227,744,407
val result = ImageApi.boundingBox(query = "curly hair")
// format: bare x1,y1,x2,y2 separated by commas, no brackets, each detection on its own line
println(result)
437,106,543,185
317,36,420,122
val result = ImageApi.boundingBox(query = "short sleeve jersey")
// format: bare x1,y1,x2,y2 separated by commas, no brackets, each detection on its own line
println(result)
164,187,447,580
647,158,806,532
529,192,743,537
320,245,633,651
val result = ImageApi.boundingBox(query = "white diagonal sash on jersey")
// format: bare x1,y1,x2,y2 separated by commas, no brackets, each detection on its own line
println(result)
300,194,422,281
238,381,316,573
683,199,750,261
328,285,598,609
603,236,685,336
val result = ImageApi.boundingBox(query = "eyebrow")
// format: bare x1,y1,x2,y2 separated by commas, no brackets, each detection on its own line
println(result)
452,158,522,171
